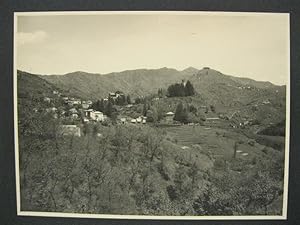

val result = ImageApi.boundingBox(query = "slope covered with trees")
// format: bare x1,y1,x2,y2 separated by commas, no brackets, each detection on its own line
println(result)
19,112,284,215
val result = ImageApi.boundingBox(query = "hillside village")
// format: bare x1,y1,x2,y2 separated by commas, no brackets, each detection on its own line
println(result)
17,68,286,216
37,77,281,138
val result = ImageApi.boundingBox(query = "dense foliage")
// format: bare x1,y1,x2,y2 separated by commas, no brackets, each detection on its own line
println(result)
174,103,205,124
167,80,195,97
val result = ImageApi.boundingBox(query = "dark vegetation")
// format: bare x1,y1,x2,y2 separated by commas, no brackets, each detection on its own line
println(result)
258,120,286,137
167,80,195,97
173,102,205,124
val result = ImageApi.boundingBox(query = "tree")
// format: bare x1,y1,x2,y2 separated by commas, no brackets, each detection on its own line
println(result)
158,88,164,98
184,80,195,96
92,99,104,112
110,111,118,124
146,109,158,123
105,101,113,117
167,80,195,97
210,105,216,113
116,94,126,106
126,95,131,104
108,96,115,105
99,99,104,111
174,103,188,124
188,104,197,114
155,104,164,122
167,83,185,97
135,97,142,104
143,102,148,116
174,103,184,122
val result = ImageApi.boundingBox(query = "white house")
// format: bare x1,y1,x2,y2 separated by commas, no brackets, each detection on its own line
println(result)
84,109,106,122
83,118,89,123
84,109,93,117
120,118,126,124
166,112,175,116
91,111,104,122
136,117,142,123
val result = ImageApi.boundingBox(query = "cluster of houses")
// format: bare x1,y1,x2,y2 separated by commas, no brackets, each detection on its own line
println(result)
62,97,93,109
130,116,147,124
226,84,254,90
83,109,107,122
39,88,271,137
106,91,125,101
119,111,175,125
42,90,105,122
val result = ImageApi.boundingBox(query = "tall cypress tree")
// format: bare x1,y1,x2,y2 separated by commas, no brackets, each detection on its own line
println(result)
106,101,113,117
185,80,195,96
126,95,131,104
143,102,148,116
96,99,104,112
174,103,184,122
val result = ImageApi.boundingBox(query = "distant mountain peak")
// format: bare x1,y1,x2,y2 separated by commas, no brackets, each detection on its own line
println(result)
181,67,199,75
195,68,223,77
65,71,101,76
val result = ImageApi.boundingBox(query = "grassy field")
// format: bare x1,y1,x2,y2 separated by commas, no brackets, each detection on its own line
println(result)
160,124,275,163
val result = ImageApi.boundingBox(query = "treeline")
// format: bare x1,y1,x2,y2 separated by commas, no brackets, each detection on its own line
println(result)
167,80,195,97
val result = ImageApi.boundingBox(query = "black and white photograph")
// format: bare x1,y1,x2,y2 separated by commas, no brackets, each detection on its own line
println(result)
14,11,290,219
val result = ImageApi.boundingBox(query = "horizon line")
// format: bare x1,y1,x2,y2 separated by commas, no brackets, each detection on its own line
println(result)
16,67,285,86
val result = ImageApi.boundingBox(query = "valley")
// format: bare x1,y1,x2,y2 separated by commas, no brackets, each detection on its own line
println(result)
17,67,286,216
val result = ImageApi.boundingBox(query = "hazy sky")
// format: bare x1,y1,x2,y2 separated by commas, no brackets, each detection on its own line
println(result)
16,12,289,84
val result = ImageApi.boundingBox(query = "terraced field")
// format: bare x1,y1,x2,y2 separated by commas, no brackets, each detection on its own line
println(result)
161,124,270,162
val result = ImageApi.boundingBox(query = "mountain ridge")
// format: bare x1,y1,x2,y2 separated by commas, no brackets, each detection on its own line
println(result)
17,67,284,103
17,67,286,126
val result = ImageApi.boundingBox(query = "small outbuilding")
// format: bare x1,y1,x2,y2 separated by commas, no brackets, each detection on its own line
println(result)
165,112,175,123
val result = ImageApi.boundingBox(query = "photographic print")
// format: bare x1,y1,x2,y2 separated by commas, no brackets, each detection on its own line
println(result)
14,11,290,220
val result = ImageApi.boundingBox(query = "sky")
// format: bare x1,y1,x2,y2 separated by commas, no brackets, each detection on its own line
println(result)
16,12,289,85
